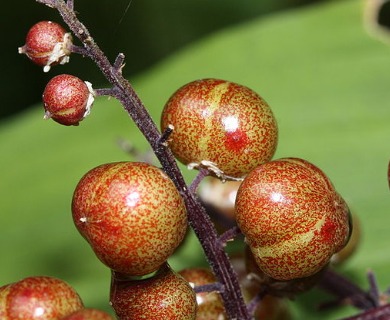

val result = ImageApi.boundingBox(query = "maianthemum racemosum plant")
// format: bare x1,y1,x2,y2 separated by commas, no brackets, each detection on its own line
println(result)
2,0,389,319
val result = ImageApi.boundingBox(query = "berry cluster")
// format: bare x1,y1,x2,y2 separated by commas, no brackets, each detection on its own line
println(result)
10,0,389,319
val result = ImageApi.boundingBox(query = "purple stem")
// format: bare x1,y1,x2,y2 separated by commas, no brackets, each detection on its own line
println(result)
341,303,390,320
219,226,241,246
194,282,224,294
319,269,376,310
188,168,209,194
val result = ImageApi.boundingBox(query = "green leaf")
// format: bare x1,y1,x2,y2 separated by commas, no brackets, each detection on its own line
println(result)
1,0,389,318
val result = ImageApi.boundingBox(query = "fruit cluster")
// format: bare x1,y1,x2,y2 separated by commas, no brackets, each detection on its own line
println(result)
10,1,363,319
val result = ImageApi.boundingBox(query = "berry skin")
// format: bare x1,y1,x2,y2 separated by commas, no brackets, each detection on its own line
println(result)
110,263,197,319
160,79,278,179
0,276,83,319
331,212,361,265
72,162,188,276
235,158,351,281
61,308,114,320
18,21,72,72
179,268,226,320
244,244,326,298
0,284,12,319
43,74,94,126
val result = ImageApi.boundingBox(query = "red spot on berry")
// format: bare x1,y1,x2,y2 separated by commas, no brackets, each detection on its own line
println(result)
319,219,337,244
224,129,249,153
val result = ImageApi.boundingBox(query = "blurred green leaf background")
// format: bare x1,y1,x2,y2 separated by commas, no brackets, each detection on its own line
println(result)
1,0,389,319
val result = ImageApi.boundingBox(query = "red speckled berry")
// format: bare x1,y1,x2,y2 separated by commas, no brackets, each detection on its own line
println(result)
18,21,72,72
72,162,188,276
43,74,94,126
110,263,197,319
235,158,351,281
61,308,114,320
160,79,278,179
0,276,83,320
179,268,226,320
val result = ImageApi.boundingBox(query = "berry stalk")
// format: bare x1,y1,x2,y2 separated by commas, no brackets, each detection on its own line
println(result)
35,0,250,318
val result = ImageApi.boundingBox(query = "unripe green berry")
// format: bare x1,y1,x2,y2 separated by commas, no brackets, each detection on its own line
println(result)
161,79,278,179
235,158,351,281
72,162,188,276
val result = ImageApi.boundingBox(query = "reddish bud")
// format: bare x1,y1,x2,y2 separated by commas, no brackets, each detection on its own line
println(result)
18,21,72,72
42,74,94,126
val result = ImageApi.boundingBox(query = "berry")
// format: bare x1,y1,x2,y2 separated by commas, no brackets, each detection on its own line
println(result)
61,308,114,320
18,21,72,72
110,263,197,319
72,162,188,276
42,74,94,126
235,158,351,281
0,276,83,319
160,79,278,179
179,268,226,319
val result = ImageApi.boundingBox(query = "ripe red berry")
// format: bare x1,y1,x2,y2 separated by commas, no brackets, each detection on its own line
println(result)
160,79,278,179
0,276,83,319
235,158,351,281
61,308,114,320
43,74,94,126
179,268,226,319
72,162,188,276
19,21,72,72
110,263,197,320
